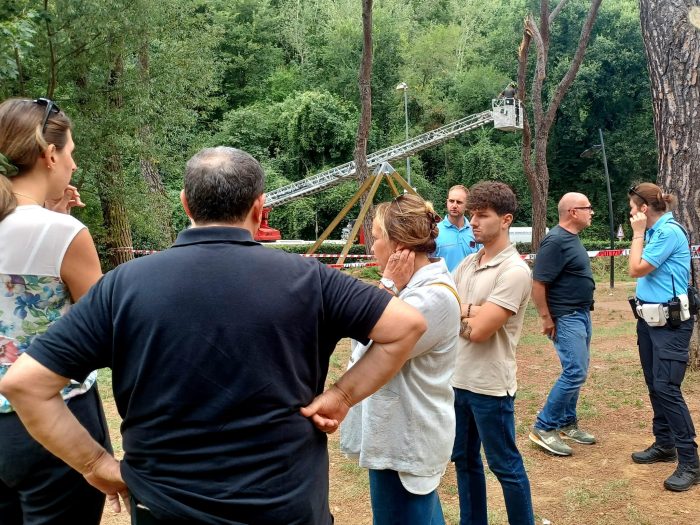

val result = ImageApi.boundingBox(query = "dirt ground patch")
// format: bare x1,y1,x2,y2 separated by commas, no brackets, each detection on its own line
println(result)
100,282,700,525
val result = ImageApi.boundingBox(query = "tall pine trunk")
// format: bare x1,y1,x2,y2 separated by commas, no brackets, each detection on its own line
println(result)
354,0,374,252
639,0,700,366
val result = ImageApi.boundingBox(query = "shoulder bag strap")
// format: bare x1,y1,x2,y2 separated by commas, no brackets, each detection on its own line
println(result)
668,220,696,287
429,282,461,307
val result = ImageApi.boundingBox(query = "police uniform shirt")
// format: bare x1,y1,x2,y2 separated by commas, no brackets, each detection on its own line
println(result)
637,212,690,303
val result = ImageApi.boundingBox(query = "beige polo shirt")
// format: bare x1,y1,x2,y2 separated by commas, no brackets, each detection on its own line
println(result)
451,243,532,397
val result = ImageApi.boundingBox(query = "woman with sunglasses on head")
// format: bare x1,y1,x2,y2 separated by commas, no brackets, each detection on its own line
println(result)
0,98,112,523
340,194,461,524
628,182,698,492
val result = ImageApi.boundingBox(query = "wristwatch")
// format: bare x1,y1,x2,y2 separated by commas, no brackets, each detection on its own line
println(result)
380,277,399,295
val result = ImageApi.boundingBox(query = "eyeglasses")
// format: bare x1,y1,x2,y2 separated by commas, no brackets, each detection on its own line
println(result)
628,186,648,205
570,206,594,212
33,98,60,134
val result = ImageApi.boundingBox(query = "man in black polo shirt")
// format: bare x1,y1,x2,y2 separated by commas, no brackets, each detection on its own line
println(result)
529,192,596,457
0,147,426,524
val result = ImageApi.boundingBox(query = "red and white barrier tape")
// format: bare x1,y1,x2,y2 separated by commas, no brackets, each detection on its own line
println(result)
301,253,374,259
126,245,700,264
328,262,381,269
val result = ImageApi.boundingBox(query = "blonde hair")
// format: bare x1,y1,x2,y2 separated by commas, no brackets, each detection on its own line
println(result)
374,194,440,253
0,98,72,220
628,182,677,213
448,184,469,196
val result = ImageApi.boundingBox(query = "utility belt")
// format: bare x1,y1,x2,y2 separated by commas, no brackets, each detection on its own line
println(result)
628,295,692,327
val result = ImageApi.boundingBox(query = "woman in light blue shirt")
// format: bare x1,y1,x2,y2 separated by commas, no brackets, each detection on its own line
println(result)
628,182,698,492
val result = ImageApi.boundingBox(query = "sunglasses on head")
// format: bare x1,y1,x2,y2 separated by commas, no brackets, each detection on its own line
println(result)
628,186,648,206
33,98,61,134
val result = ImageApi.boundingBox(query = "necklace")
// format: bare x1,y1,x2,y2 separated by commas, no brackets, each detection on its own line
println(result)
12,192,43,206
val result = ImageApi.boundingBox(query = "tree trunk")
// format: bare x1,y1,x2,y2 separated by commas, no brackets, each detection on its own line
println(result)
43,0,57,98
99,155,134,268
354,0,374,253
138,39,175,245
639,0,700,367
13,47,26,96
517,0,603,251
100,50,134,268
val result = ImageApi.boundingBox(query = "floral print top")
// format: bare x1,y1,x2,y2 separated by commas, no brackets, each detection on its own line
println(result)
0,273,96,413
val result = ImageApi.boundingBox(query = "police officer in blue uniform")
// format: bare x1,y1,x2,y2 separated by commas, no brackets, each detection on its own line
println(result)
628,182,698,492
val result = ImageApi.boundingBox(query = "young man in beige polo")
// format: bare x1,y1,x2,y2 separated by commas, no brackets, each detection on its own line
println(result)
450,181,534,525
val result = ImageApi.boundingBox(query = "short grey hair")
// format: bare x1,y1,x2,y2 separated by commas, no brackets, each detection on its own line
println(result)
184,147,265,223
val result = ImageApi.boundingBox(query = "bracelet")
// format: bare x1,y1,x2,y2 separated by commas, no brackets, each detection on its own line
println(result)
632,235,644,240
467,303,472,318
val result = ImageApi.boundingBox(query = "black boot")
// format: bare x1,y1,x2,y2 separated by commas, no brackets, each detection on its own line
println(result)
631,443,677,464
664,464,700,492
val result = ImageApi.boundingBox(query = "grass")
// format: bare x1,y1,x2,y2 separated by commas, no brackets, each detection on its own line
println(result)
564,479,631,511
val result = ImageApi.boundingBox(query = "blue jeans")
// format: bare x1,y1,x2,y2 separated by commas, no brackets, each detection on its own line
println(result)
451,388,533,525
535,309,592,431
368,469,445,525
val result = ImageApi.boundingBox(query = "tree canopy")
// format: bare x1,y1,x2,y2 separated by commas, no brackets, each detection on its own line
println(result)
0,0,655,254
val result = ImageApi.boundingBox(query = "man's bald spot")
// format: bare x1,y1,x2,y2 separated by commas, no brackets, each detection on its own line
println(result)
558,192,588,219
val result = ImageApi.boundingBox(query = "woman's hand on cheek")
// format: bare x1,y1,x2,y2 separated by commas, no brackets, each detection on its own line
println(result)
383,249,415,293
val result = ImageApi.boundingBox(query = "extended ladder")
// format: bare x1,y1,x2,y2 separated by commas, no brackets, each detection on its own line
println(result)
264,110,494,208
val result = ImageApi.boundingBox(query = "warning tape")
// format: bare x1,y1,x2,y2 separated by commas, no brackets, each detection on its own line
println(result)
301,254,374,259
521,246,700,261
328,262,381,269
126,245,700,264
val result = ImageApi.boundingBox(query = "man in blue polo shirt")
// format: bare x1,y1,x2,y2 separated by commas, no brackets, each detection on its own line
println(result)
435,185,478,271
0,147,427,524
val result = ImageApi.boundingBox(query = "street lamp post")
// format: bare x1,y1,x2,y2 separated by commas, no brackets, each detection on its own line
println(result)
396,82,411,187
581,128,615,289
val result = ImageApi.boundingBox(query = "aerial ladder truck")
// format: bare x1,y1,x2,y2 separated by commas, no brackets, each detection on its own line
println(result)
256,98,522,242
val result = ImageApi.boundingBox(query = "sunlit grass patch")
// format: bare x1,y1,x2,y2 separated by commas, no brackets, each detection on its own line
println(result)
564,478,631,511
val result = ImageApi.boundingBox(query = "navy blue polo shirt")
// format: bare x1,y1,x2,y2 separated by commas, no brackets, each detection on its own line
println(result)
28,226,392,525
533,225,595,317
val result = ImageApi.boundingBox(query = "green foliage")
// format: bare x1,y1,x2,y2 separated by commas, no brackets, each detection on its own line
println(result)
1,0,656,260
282,91,357,174
0,4,37,83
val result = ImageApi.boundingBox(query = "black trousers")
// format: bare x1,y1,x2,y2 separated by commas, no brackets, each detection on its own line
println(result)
637,318,698,465
0,385,112,525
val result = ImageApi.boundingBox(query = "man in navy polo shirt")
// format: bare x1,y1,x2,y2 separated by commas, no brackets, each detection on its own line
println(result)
0,147,426,524
529,192,596,457
434,185,478,272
